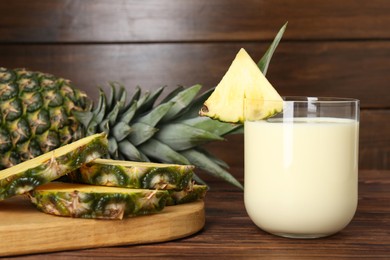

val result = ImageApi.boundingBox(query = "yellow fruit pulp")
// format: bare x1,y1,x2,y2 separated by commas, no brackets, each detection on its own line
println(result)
91,158,194,169
0,133,106,179
34,182,154,194
199,48,283,123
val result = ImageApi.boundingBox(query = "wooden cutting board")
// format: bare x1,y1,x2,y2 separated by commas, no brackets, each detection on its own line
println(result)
0,195,205,257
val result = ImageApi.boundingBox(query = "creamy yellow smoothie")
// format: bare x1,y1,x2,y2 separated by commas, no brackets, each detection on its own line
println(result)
244,117,359,238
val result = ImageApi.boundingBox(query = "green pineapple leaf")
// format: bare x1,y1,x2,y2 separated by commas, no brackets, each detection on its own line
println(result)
182,148,243,190
107,137,119,156
135,102,174,126
72,110,94,130
179,117,241,137
106,83,117,110
93,89,107,123
224,125,244,135
98,119,110,134
107,100,123,126
161,84,202,122
135,91,151,114
155,123,224,151
127,86,141,107
115,84,126,103
118,139,148,161
175,87,214,120
128,122,158,146
195,146,230,169
258,22,288,74
107,82,127,112
119,101,137,124
160,85,185,104
140,86,166,111
139,138,191,165
111,121,132,142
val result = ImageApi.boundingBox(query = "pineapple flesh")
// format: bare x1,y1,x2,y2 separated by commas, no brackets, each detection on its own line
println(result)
68,158,195,190
29,182,169,219
0,133,108,200
199,48,283,124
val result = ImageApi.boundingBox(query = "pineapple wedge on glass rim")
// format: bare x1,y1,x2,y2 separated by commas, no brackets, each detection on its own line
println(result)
29,182,169,219
68,158,195,190
199,48,283,124
0,133,108,200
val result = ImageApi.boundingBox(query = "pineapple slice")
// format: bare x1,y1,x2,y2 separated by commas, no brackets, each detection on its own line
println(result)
69,158,195,190
29,182,169,219
0,133,108,200
199,48,283,123
166,184,208,206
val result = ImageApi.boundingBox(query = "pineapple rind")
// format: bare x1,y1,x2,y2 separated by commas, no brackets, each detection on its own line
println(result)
166,184,208,206
0,67,89,169
0,133,108,200
29,182,169,219
70,159,194,190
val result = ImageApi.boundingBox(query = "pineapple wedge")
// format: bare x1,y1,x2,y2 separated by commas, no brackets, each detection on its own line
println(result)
29,182,169,219
199,48,283,123
69,158,195,190
0,133,108,200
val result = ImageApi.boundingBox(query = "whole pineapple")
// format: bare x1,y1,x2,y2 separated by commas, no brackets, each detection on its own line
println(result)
0,68,242,188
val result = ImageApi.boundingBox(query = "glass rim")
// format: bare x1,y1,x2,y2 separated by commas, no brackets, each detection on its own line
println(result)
283,96,359,103
245,96,360,103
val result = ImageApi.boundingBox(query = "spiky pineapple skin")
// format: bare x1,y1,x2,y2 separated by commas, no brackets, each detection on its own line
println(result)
0,133,108,200
166,184,208,206
69,159,195,190
29,182,169,219
0,67,89,169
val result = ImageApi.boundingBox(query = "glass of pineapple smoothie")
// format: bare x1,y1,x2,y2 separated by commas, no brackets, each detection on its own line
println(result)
244,96,360,239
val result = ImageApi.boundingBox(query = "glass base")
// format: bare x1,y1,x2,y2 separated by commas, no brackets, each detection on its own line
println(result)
269,231,336,239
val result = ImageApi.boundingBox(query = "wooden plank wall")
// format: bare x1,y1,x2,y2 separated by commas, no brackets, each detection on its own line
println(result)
1,0,389,179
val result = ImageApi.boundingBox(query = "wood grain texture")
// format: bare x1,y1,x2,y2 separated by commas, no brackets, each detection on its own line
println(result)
0,1,389,258
1,42,389,169
360,110,390,169
1,0,390,42
0,41,389,107
6,170,390,259
0,197,205,257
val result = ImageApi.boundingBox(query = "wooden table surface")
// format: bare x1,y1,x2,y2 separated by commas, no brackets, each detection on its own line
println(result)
6,169,390,259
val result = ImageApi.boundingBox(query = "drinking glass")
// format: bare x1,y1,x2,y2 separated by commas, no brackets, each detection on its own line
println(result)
244,97,360,238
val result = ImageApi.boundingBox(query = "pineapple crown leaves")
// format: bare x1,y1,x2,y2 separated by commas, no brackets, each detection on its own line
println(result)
72,23,287,190
73,83,243,188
